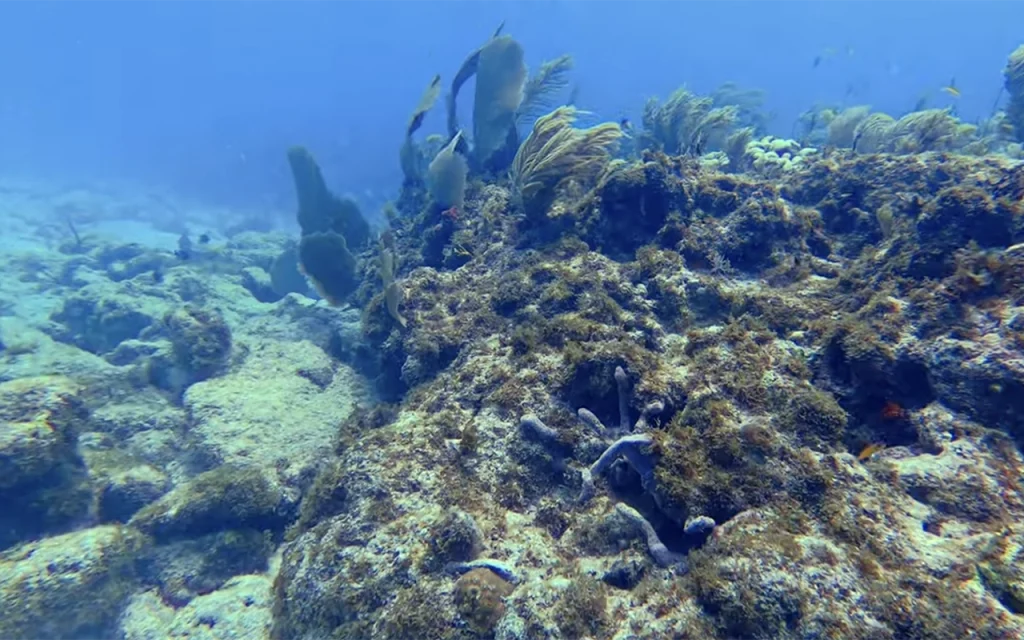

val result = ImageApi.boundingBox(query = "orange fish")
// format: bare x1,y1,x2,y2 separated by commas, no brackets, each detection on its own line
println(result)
857,443,886,461
881,401,906,421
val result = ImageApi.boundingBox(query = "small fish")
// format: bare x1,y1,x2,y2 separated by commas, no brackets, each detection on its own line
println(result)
173,249,191,260
198,233,211,245
881,401,906,421
619,117,633,134
857,442,886,462
941,79,961,98
814,47,839,68
567,84,581,107
689,130,707,156
442,206,459,221
912,94,929,112
807,111,819,131
152,268,164,283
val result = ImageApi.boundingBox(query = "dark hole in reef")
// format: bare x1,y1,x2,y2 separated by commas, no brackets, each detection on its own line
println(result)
823,337,935,452
434,344,461,373
807,232,831,258
493,297,520,317
563,361,623,430
529,269,556,285
844,365,934,452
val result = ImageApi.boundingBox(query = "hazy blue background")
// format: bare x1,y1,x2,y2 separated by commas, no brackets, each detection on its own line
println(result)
0,1,1020,214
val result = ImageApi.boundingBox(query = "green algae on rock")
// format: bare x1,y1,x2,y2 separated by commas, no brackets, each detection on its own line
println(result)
0,525,149,639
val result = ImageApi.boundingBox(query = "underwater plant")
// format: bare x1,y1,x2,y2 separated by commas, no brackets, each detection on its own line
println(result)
427,131,468,212
286,146,369,306
516,53,575,128
639,87,739,155
509,106,622,219
1004,44,1024,142
472,35,527,167
851,112,896,152
711,82,771,135
399,74,442,185
885,108,959,153
827,105,872,147
827,105,968,154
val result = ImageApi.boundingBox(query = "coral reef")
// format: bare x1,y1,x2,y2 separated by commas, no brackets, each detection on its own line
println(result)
267,143,1024,639
165,304,233,382
4,30,1024,640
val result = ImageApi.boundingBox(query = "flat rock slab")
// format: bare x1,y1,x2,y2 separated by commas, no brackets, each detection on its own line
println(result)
184,339,369,489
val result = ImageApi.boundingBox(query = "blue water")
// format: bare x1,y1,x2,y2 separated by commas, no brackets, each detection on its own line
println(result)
1,1,1020,211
